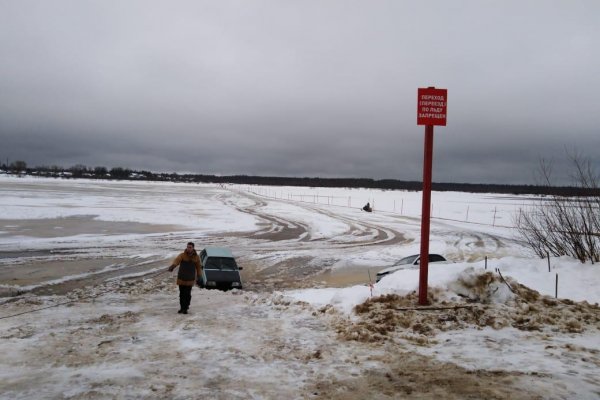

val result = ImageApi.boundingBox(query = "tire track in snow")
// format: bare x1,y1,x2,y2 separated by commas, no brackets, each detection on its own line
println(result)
222,190,408,249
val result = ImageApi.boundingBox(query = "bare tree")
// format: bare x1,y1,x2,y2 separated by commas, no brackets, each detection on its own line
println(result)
10,160,27,172
69,164,89,177
94,166,108,176
515,151,600,263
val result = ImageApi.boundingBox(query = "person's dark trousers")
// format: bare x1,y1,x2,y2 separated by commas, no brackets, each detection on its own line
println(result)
179,285,192,311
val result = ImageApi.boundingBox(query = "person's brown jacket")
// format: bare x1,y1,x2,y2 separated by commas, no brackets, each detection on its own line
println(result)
171,251,202,286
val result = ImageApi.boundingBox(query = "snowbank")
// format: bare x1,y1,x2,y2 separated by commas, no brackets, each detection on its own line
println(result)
286,257,600,314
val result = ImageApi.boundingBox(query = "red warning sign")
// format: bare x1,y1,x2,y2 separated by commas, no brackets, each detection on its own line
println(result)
417,87,447,126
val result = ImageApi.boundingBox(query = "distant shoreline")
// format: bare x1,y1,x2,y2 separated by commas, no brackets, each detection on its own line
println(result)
1,169,596,197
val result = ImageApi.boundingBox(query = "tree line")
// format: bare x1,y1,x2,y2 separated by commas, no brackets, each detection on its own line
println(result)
2,160,599,197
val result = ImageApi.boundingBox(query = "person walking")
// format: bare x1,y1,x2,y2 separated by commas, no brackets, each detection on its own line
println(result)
168,242,202,314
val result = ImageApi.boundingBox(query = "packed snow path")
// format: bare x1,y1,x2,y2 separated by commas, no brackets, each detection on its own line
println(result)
0,277,580,400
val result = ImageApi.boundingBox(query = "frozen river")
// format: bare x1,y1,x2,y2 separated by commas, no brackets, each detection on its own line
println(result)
0,176,528,296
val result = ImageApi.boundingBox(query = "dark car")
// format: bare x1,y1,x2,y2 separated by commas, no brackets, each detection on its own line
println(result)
197,247,243,290
375,254,448,282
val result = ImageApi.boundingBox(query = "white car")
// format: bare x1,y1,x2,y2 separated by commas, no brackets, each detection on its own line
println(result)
375,254,448,282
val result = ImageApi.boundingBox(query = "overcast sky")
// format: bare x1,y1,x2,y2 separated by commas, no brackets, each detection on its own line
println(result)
1,1,599,184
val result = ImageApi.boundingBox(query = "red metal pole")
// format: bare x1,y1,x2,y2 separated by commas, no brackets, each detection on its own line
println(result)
418,124,434,305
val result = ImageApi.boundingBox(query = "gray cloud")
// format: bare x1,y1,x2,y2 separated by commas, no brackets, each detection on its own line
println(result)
1,1,599,184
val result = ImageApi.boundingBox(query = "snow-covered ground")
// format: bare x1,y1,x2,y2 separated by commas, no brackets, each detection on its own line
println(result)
1,176,599,399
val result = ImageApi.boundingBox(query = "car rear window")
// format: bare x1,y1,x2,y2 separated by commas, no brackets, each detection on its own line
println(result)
398,255,419,265
429,254,446,262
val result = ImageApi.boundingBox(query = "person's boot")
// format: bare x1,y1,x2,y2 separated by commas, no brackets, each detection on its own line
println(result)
182,309,188,314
